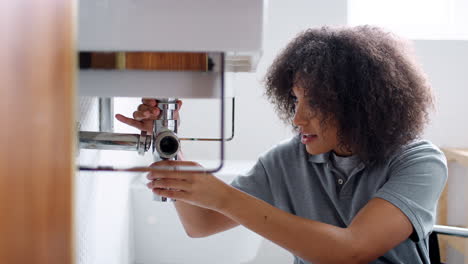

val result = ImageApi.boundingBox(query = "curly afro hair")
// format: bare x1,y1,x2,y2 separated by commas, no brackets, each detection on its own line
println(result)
265,26,434,165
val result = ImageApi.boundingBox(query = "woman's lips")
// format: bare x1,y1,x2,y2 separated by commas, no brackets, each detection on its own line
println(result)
301,134,318,144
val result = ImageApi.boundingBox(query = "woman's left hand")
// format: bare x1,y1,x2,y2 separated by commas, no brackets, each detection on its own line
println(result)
146,160,233,211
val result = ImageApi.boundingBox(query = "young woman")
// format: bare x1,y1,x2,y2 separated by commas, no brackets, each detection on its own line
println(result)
116,26,447,264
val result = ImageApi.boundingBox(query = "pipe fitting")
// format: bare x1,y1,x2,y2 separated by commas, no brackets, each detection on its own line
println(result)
153,128,180,159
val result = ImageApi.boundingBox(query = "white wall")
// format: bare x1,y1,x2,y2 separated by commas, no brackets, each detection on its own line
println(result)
175,5,468,162
80,0,468,263
177,0,348,161
76,98,100,264
77,98,154,264
415,40,468,148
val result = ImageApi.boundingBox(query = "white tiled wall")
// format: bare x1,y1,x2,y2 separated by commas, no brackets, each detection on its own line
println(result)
76,97,151,264
76,97,100,264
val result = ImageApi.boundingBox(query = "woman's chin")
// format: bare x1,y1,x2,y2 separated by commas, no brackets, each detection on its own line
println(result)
305,145,329,155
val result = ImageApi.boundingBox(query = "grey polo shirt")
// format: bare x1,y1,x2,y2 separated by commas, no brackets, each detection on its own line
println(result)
231,135,447,264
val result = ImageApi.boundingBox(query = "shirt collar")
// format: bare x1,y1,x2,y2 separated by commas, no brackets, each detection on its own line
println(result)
308,151,366,172
308,152,330,163
298,135,365,169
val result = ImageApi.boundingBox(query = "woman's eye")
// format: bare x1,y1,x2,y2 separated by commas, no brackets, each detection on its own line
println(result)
291,96,298,104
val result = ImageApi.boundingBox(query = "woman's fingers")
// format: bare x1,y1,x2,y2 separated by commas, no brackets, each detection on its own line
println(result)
147,160,202,181
136,99,181,121
133,110,150,121
152,188,189,200
147,169,196,181
137,104,160,116
147,178,192,191
115,114,145,130
115,98,182,133
174,100,182,121
150,160,200,168
115,113,154,133
142,98,157,107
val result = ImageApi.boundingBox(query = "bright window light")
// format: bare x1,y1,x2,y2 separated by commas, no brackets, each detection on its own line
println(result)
348,0,468,39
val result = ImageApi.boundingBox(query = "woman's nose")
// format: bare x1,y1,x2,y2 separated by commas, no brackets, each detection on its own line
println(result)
293,104,308,127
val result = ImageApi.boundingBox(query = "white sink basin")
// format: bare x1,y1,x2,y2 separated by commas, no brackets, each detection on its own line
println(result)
130,160,263,264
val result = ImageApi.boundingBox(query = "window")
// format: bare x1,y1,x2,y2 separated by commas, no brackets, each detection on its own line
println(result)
348,0,468,39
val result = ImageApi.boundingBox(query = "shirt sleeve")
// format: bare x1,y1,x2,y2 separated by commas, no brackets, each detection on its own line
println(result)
230,158,274,205
373,143,448,242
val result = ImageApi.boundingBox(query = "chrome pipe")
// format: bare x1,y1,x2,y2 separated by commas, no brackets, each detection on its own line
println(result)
99,98,114,132
79,131,151,154
433,225,468,238
153,98,180,202
153,98,180,160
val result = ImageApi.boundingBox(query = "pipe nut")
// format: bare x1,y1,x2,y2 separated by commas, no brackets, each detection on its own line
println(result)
153,129,180,159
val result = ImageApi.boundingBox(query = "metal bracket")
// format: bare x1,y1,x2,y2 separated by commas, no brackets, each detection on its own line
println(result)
78,53,227,174
179,97,235,142
433,225,468,238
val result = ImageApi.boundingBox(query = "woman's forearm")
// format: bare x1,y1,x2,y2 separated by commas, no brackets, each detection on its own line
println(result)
174,200,239,238
219,188,363,264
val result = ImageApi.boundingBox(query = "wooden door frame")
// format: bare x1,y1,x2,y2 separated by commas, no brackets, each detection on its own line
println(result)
0,1,75,263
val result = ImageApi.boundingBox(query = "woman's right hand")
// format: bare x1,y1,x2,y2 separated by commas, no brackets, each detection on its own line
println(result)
115,98,182,134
